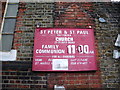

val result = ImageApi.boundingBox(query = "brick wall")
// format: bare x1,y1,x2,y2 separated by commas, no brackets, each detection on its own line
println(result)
1,2,120,89
94,2,120,88
47,2,102,89
13,3,54,61
2,2,54,89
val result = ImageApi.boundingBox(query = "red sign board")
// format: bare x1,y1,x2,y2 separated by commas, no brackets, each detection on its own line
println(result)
32,28,97,71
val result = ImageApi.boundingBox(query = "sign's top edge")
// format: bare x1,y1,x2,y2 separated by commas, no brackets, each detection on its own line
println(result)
36,28,94,30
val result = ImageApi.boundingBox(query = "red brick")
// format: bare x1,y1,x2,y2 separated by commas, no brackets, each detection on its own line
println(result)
76,84,89,88
9,85,18,88
10,80,15,83
89,75,100,79
17,85,29,88
90,84,101,88
78,76,89,80
66,76,77,80
14,44,22,46
69,81,75,85
15,31,23,33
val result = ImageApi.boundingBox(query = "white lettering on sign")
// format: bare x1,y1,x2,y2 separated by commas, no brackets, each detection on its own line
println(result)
40,30,62,34
77,31,89,34
67,45,76,54
36,49,65,54
67,45,94,54
56,37,73,42
39,30,89,35
35,59,42,61
78,45,89,54
42,45,59,49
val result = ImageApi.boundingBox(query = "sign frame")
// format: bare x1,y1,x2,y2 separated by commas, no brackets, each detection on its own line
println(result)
32,28,97,72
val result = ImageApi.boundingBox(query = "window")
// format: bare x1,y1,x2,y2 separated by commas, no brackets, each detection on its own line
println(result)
0,0,19,61
0,1,19,51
